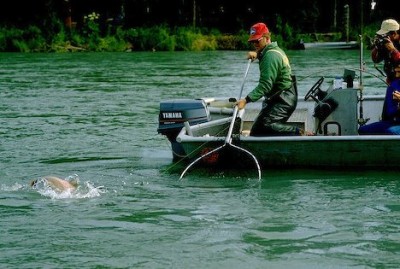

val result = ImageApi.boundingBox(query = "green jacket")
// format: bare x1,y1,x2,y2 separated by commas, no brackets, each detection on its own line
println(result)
246,42,294,103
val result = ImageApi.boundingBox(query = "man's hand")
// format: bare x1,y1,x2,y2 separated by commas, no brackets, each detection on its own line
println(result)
384,40,396,52
236,99,247,110
247,51,257,61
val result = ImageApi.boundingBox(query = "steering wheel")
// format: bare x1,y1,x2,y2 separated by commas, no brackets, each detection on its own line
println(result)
304,77,324,101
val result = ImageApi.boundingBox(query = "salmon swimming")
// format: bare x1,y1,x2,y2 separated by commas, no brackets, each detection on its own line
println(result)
30,176,78,192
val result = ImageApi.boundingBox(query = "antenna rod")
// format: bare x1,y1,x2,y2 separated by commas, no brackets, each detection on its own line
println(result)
358,34,365,125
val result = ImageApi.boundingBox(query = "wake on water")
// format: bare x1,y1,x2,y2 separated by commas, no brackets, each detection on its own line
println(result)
35,181,107,199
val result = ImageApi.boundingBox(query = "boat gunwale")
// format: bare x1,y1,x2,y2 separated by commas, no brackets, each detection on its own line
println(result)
177,132,400,143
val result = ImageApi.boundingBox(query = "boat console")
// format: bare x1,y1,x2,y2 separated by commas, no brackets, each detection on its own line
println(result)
317,86,359,135
306,73,359,136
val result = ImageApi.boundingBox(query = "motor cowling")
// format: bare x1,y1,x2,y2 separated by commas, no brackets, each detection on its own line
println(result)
158,99,210,159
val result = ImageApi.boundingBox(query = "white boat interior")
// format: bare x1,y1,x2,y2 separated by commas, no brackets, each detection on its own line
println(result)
177,77,384,139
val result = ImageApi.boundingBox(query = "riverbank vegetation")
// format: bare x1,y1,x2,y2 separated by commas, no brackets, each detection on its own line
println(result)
0,17,378,53
0,0,391,52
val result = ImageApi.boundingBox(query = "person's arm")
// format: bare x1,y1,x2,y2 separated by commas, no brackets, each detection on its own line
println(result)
385,41,400,62
237,52,258,110
371,47,383,63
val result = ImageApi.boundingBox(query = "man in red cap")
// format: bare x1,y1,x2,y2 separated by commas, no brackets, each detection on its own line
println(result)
237,22,312,136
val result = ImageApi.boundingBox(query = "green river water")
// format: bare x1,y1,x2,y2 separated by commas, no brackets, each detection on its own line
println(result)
1,50,399,269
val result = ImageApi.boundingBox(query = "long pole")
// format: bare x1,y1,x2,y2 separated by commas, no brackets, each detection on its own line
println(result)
360,0,364,37
358,0,366,126
179,60,261,180
359,35,364,122
225,59,252,144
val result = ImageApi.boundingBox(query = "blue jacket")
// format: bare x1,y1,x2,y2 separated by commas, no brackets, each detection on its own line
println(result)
382,79,400,122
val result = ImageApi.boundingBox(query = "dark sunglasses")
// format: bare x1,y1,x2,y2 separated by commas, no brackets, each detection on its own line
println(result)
250,37,264,44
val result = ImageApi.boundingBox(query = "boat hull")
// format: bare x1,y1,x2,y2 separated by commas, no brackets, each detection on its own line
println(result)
168,91,399,170
159,81,397,170
178,133,400,169
299,41,359,50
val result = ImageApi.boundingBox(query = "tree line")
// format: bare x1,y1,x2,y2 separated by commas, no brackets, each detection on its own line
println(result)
1,0,398,33
0,0,398,52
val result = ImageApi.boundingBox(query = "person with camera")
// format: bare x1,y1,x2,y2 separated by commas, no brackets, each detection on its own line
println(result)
358,33,400,135
371,19,400,84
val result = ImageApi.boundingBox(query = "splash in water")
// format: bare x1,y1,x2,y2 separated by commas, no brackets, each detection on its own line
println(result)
30,174,107,199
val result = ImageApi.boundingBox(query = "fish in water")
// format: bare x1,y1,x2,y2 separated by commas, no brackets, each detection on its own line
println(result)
30,176,78,192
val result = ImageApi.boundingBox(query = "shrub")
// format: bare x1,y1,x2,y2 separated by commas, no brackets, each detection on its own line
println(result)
0,19,381,52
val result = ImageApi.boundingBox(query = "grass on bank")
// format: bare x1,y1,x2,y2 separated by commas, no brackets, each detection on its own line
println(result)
0,19,378,52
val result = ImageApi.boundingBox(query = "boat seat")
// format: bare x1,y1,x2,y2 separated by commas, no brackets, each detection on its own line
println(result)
241,108,308,135
287,108,308,130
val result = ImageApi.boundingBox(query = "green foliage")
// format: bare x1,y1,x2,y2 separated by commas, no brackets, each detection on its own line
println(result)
175,27,219,51
0,26,46,52
12,39,30,52
81,12,101,51
125,26,176,51
97,36,129,52
280,22,298,49
70,32,85,48
50,29,70,52
125,27,152,51
174,27,195,51
0,19,383,52
82,12,101,38
0,32,5,51
41,13,64,42
216,34,248,50
24,26,47,52
192,35,217,51
363,23,380,49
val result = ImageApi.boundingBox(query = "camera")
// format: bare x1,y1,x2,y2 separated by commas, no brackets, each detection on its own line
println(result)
374,34,390,48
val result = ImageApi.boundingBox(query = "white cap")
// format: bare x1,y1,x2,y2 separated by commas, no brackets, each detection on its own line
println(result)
377,19,399,35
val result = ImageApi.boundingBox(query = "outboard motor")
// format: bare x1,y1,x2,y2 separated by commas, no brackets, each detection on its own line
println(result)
158,99,210,160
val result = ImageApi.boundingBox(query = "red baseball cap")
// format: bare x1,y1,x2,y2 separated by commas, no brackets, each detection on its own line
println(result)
248,23,269,42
